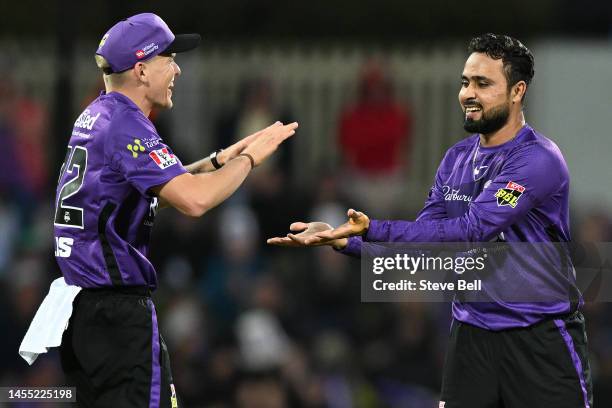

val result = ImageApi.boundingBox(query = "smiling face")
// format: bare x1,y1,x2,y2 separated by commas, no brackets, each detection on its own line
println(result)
459,52,513,135
141,53,180,109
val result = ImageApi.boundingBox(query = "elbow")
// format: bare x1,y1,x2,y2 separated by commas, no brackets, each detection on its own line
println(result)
173,194,211,218
183,200,210,218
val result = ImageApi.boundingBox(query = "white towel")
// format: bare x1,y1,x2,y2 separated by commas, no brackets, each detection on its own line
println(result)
19,277,82,365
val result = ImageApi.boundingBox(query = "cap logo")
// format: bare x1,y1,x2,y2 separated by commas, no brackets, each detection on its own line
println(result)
135,43,159,59
99,33,109,48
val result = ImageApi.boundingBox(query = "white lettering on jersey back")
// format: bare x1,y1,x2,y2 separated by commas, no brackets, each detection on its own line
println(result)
54,237,74,258
74,109,101,130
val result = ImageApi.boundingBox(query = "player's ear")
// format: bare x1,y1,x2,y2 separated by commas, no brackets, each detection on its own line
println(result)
133,62,148,84
511,80,527,104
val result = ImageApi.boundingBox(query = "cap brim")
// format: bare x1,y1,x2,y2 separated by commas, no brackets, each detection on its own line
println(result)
164,33,201,53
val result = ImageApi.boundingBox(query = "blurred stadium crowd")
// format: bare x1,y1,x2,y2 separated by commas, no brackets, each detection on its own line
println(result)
0,52,612,408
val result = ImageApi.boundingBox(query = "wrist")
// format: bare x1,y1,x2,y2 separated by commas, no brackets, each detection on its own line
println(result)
209,149,224,169
237,153,255,170
332,238,348,250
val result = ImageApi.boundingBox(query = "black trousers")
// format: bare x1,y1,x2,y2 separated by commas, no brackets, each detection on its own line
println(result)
440,311,593,408
60,287,178,408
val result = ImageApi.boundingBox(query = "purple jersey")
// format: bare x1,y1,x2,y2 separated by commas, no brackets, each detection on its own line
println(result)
341,125,580,330
53,91,187,289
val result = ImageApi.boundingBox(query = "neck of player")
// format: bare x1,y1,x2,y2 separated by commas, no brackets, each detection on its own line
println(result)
105,84,154,117
479,110,526,148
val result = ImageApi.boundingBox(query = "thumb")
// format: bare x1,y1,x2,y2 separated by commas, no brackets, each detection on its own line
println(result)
347,208,362,219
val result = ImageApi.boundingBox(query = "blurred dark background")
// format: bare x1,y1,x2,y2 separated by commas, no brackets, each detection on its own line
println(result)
0,1,611,407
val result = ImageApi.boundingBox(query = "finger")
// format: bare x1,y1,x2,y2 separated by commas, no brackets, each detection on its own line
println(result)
289,233,325,246
278,127,297,142
287,233,311,246
315,226,352,240
275,122,298,138
289,222,309,232
302,236,334,245
267,237,299,247
347,208,364,220
255,122,282,139
244,129,264,142
282,129,296,141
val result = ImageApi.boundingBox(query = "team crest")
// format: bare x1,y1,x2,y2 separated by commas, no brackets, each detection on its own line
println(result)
494,181,525,208
149,147,178,169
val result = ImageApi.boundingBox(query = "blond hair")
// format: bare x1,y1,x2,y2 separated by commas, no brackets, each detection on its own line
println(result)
94,54,130,87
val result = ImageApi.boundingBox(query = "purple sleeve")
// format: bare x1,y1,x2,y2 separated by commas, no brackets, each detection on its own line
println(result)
109,111,187,196
335,151,451,258
415,157,448,222
334,236,363,258
364,143,566,243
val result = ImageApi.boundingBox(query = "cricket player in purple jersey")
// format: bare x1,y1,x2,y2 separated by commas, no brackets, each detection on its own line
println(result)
269,34,593,407
49,13,297,408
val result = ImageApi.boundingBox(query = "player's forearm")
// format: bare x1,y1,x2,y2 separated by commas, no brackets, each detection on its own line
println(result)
364,211,493,243
185,157,216,174
364,218,467,242
158,156,221,210
186,155,252,216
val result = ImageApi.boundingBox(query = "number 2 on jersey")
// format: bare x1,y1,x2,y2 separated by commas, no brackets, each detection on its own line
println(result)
54,146,88,228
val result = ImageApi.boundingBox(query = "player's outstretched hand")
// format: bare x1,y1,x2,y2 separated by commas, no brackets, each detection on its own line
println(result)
218,121,284,165
313,209,370,241
267,221,348,249
241,121,298,166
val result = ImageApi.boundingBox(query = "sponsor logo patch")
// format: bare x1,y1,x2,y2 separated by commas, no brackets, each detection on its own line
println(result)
127,139,146,158
135,42,159,59
494,181,525,208
74,109,101,130
142,137,161,149
443,185,472,203
149,147,178,169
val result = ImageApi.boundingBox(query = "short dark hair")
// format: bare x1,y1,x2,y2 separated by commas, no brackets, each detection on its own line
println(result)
468,33,535,93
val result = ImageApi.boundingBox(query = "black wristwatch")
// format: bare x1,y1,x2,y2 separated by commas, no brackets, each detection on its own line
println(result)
209,149,224,169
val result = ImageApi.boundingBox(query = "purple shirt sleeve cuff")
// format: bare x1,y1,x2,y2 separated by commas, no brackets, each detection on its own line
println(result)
364,219,385,242
333,236,362,258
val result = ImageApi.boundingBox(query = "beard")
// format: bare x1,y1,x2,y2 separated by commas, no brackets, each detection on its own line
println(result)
463,101,510,135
